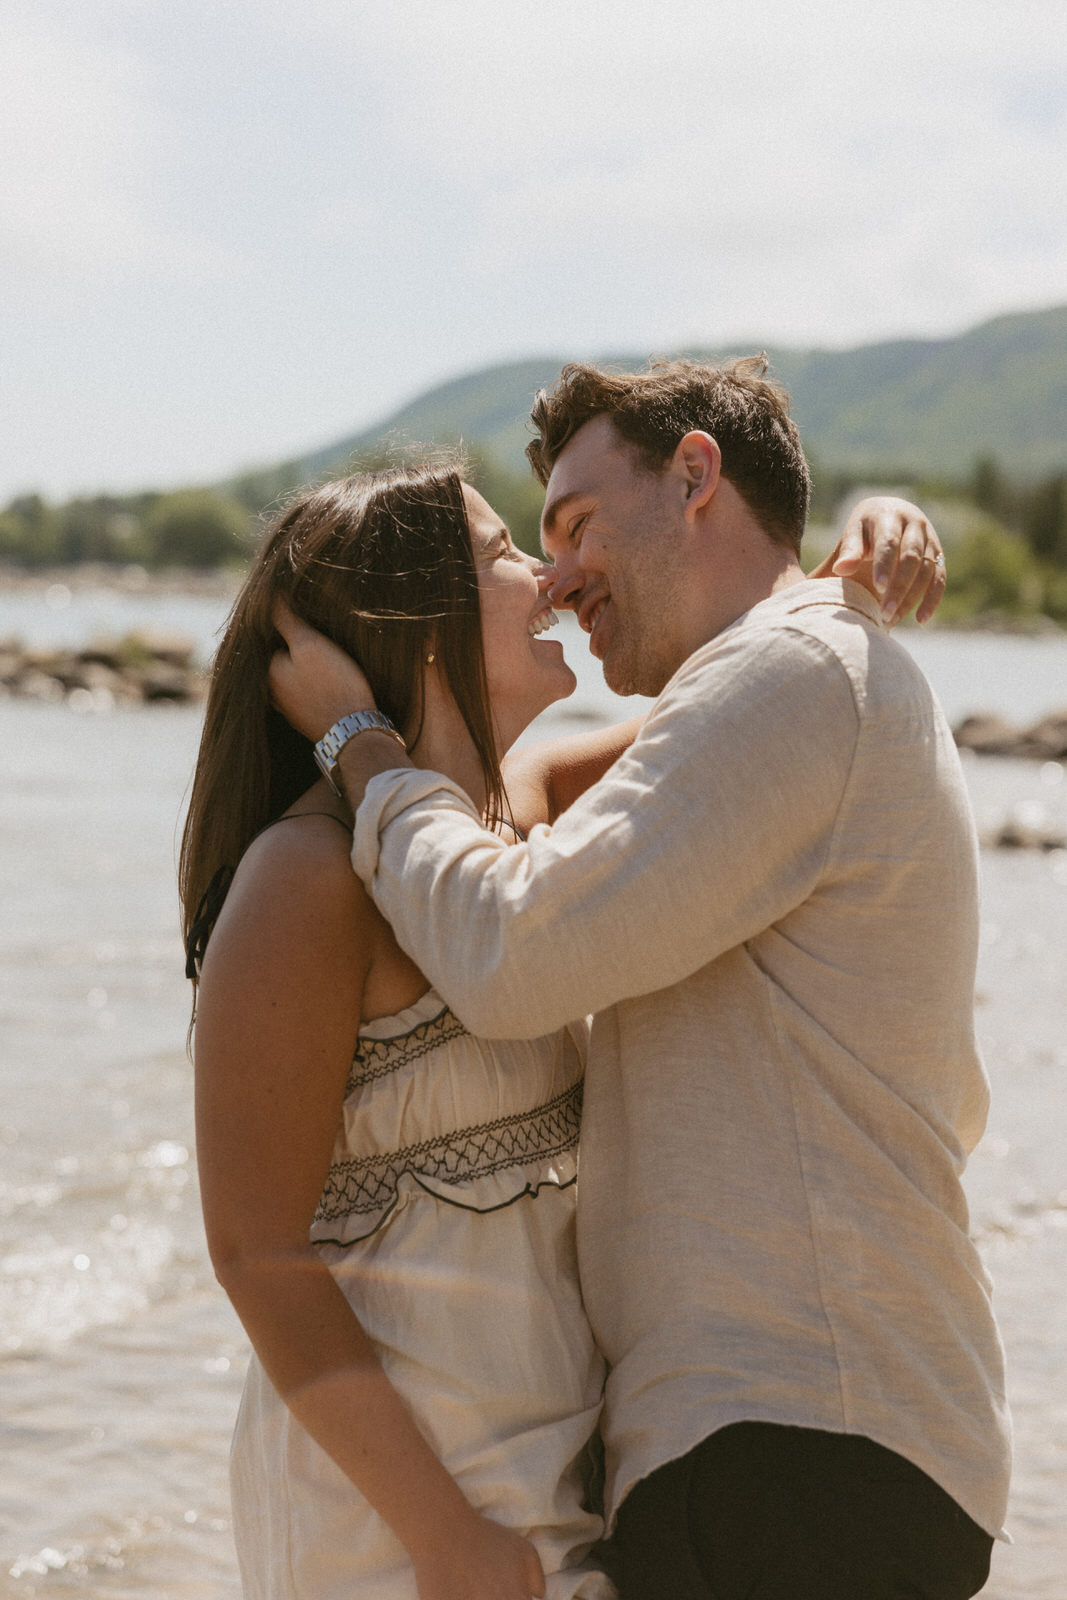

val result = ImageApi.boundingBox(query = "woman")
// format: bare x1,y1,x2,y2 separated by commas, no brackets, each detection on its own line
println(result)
182,463,630,1600
181,462,939,1600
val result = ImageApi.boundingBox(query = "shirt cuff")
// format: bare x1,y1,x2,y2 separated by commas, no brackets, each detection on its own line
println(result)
351,768,480,887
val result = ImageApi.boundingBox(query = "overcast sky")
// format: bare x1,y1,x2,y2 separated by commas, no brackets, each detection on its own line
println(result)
2,0,1065,503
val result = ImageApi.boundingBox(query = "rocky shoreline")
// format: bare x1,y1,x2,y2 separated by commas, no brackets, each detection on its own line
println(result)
7,636,1064,742
983,814,1067,850
0,631,205,707
954,714,1067,850
954,710,1067,763
1,634,1065,851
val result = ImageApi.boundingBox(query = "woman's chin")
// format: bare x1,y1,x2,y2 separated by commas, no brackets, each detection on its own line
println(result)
528,641,577,705
541,660,578,708
501,669,577,746
557,665,578,700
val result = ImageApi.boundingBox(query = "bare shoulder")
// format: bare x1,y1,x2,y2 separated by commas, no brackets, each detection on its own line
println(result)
203,813,373,992
500,745,555,831
241,811,355,880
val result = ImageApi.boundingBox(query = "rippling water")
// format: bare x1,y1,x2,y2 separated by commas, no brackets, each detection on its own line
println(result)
1,595,1066,1598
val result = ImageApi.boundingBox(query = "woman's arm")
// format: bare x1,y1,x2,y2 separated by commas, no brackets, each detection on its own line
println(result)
812,494,946,624
502,715,646,829
194,819,545,1600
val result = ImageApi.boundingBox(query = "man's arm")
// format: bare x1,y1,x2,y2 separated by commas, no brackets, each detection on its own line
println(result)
349,624,858,1038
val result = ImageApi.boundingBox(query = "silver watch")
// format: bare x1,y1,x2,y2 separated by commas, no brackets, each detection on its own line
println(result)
313,711,406,796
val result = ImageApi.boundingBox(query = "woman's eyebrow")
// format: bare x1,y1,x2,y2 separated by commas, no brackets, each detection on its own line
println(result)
476,527,509,557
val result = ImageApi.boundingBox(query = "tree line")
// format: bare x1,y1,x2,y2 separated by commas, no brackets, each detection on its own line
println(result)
2,450,1065,623
808,455,1067,624
0,449,547,574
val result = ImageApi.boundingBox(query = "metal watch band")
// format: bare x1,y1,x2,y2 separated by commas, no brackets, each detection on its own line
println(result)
313,711,406,796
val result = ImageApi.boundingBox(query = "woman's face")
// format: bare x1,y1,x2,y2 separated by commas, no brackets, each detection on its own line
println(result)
463,484,577,738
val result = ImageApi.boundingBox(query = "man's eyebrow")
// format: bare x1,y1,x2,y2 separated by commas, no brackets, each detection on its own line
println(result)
540,490,586,539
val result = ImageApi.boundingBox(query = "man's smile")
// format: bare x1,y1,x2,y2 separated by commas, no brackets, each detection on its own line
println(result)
579,596,609,636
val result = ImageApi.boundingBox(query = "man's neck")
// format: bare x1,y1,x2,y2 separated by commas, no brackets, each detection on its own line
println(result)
685,547,807,663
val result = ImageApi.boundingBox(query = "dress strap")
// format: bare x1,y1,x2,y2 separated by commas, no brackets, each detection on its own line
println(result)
251,811,353,842
487,814,527,843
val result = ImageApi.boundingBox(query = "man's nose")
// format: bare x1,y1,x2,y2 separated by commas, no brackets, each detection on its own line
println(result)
547,559,584,612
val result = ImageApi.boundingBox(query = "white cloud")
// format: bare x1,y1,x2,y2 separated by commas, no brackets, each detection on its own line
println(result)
380,0,1067,345
1,0,1064,498
0,11,237,294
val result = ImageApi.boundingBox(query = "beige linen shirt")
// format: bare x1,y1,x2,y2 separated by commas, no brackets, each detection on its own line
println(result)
351,578,1012,1539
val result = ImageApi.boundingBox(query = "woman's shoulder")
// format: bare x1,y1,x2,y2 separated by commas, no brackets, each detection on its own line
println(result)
208,801,429,1019
245,806,355,870
207,804,372,975
241,806,360,898
502,715,645,825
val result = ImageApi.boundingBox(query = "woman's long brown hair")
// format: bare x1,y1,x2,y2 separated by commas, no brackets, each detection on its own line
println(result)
179,463,506,993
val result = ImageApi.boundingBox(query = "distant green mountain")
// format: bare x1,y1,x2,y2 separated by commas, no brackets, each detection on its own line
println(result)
274,304,1067,488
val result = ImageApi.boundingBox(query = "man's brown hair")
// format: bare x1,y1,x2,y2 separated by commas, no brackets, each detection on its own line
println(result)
526,355,810,553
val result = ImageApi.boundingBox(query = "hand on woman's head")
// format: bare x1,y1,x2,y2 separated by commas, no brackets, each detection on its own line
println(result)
269,598,378,740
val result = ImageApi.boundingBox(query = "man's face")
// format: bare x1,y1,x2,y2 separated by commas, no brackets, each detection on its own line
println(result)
540,415,690,698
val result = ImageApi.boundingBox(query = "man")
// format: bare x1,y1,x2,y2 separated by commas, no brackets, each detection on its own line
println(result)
271,358,1009,1598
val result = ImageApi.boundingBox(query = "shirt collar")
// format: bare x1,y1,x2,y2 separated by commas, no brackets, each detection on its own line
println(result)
729,576,887,635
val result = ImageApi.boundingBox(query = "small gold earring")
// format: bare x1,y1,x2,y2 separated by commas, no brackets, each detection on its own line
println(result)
426,651,435,664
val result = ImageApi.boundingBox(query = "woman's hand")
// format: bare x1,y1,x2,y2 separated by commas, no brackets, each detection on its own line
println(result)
412,1506,546,1600
816,496,946,625
269,598,378,740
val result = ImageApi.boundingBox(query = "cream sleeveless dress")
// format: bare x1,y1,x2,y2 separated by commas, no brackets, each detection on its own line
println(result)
229,988,613,1599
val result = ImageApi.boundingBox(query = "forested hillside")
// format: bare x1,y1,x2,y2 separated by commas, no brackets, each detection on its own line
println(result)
298,304,1067,485
3,306,1064,626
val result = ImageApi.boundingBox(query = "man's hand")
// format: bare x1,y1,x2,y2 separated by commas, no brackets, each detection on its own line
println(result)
270,599,378,741
826,496,946,625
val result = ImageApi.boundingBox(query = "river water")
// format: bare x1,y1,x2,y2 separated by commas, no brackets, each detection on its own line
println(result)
1,589,1065,1598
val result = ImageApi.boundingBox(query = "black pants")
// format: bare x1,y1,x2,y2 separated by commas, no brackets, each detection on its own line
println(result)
598,1424,993,1600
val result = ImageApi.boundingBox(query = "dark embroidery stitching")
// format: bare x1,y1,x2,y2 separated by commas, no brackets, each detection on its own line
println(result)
315,1079,583,1221
346,1004,468,1094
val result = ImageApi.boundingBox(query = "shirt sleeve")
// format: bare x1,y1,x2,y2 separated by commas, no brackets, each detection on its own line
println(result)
351,623,861,1038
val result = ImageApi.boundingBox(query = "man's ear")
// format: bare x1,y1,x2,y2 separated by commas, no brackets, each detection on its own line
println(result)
672,431,721,520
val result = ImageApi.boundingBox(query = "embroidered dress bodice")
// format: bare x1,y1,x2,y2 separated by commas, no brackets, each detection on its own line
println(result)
230,992,612,1600
311,989,585,1244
